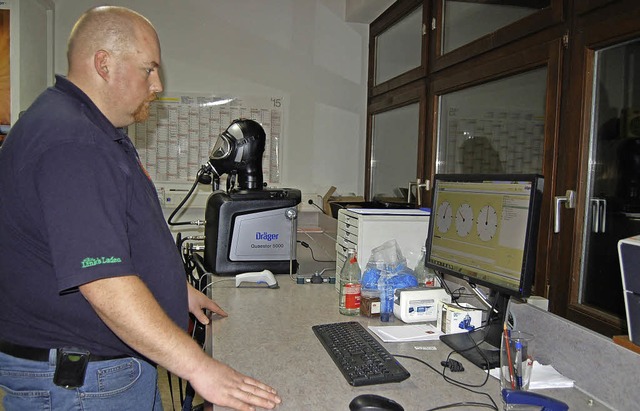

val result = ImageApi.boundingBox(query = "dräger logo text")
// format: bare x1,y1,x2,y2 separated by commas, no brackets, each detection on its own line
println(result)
255,232,279,241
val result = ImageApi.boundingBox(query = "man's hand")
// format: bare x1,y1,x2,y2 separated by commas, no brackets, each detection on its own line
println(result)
186,284,281,410
191,357,282,411
187,282,227,325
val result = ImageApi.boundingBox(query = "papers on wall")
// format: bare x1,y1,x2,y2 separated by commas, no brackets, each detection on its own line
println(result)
129,94,284,184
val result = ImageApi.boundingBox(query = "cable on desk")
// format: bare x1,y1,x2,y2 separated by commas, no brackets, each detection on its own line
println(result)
298,230,336,259
424,402,497,410
442,347,492,388
441,359,464,372
437,273,498,327
200,277,235,293
437,272,475,302
196,272,213,292
297,240,335,263
439,321,499,379
391,354,498,411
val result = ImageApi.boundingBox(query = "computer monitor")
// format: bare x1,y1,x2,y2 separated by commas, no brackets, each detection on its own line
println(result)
424,174,543,369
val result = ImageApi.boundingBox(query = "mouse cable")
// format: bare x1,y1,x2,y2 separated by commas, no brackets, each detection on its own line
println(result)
423,402,497,411
392,351,491,389
442,348,491,388
392,354,498,411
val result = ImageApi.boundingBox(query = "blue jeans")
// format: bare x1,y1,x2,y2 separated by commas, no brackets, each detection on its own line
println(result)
0,350,163,410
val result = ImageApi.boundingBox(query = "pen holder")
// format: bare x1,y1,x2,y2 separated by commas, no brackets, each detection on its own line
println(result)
500,330,534,392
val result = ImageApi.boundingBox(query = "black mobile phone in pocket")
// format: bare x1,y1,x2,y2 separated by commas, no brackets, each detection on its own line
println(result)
53,347,90,389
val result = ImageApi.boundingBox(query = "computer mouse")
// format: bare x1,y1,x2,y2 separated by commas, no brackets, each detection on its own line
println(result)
349,394,404,411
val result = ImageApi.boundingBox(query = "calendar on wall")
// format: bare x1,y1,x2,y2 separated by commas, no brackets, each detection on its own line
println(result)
128,94,284,184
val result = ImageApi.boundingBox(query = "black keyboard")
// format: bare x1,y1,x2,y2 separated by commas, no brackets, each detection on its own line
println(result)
312,321,410,386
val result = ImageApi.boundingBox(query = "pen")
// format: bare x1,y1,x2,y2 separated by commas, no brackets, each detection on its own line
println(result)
503,323,516,389
515,340,523,389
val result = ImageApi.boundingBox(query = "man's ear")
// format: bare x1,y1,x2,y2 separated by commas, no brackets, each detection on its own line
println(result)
94,50,110,81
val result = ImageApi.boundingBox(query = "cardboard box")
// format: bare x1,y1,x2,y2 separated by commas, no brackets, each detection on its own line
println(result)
360,292,380,317
321,186,364,217
437,302,483,334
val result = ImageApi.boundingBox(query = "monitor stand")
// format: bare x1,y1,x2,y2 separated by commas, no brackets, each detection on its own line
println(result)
439,328,500,370
439,290,510,370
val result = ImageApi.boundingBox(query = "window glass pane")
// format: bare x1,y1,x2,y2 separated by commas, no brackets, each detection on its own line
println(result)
442,0,549,54
437,68,547,174
579,38,640,319
375,6,422,85
371,103,420,200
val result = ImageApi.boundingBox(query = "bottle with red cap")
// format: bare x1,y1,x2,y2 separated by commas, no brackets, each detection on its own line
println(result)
339,248,361,315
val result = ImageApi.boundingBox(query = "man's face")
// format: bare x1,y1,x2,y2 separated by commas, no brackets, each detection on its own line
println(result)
110,25,163,127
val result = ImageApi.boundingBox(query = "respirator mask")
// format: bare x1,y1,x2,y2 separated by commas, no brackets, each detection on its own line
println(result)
206,119,266,191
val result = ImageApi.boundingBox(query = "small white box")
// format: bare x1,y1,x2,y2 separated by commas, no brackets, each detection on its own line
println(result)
437,302,483,334
394,287,451,323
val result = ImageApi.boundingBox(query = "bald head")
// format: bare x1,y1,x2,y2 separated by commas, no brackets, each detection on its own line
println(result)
67,6,156,71
64,6,163,127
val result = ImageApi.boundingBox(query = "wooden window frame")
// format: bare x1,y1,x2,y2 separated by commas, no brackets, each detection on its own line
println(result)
557,0,640,336
427,38,564,300
365,79,428,201
368,0,428,97
430,0,565,73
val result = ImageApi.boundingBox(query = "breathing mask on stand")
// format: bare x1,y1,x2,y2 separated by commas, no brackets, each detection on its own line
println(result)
206,119,266,191
169,117,301,276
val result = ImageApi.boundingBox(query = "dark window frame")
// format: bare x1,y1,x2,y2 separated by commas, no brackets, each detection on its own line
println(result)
369,0,427,97
430,0,565,73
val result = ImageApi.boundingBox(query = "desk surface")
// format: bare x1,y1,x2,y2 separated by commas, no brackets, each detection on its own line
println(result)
205,272,609,410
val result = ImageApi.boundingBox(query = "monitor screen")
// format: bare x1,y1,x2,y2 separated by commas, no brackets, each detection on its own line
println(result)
425,174,543,369
425,174,543,298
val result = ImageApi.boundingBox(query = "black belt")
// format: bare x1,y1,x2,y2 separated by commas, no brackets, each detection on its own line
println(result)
0,340,127,362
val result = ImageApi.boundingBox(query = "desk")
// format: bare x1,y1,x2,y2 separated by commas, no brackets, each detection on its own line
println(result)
204,235,610,411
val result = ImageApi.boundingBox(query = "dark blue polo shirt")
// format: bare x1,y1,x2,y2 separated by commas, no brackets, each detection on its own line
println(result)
0,76,188,357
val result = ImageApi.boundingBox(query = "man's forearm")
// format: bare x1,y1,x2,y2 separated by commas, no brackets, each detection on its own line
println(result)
79,275,213,380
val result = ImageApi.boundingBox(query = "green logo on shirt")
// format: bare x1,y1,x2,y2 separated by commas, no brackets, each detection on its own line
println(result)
81,256,123,268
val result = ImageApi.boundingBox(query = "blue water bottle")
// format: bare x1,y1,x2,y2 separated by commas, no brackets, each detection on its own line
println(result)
378,265,394,322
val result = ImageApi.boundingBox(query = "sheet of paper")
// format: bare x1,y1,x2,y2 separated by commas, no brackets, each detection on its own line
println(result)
489,361,575,389
368,324,443,342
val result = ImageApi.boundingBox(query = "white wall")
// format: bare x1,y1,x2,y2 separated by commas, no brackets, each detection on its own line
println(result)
345,0,395,23
52,0,370,201
3,0,53,123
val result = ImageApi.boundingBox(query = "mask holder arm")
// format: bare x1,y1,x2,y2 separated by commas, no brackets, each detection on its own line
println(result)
286,208,298,281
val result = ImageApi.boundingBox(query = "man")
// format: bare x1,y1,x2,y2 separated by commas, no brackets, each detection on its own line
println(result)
0,6,281,411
